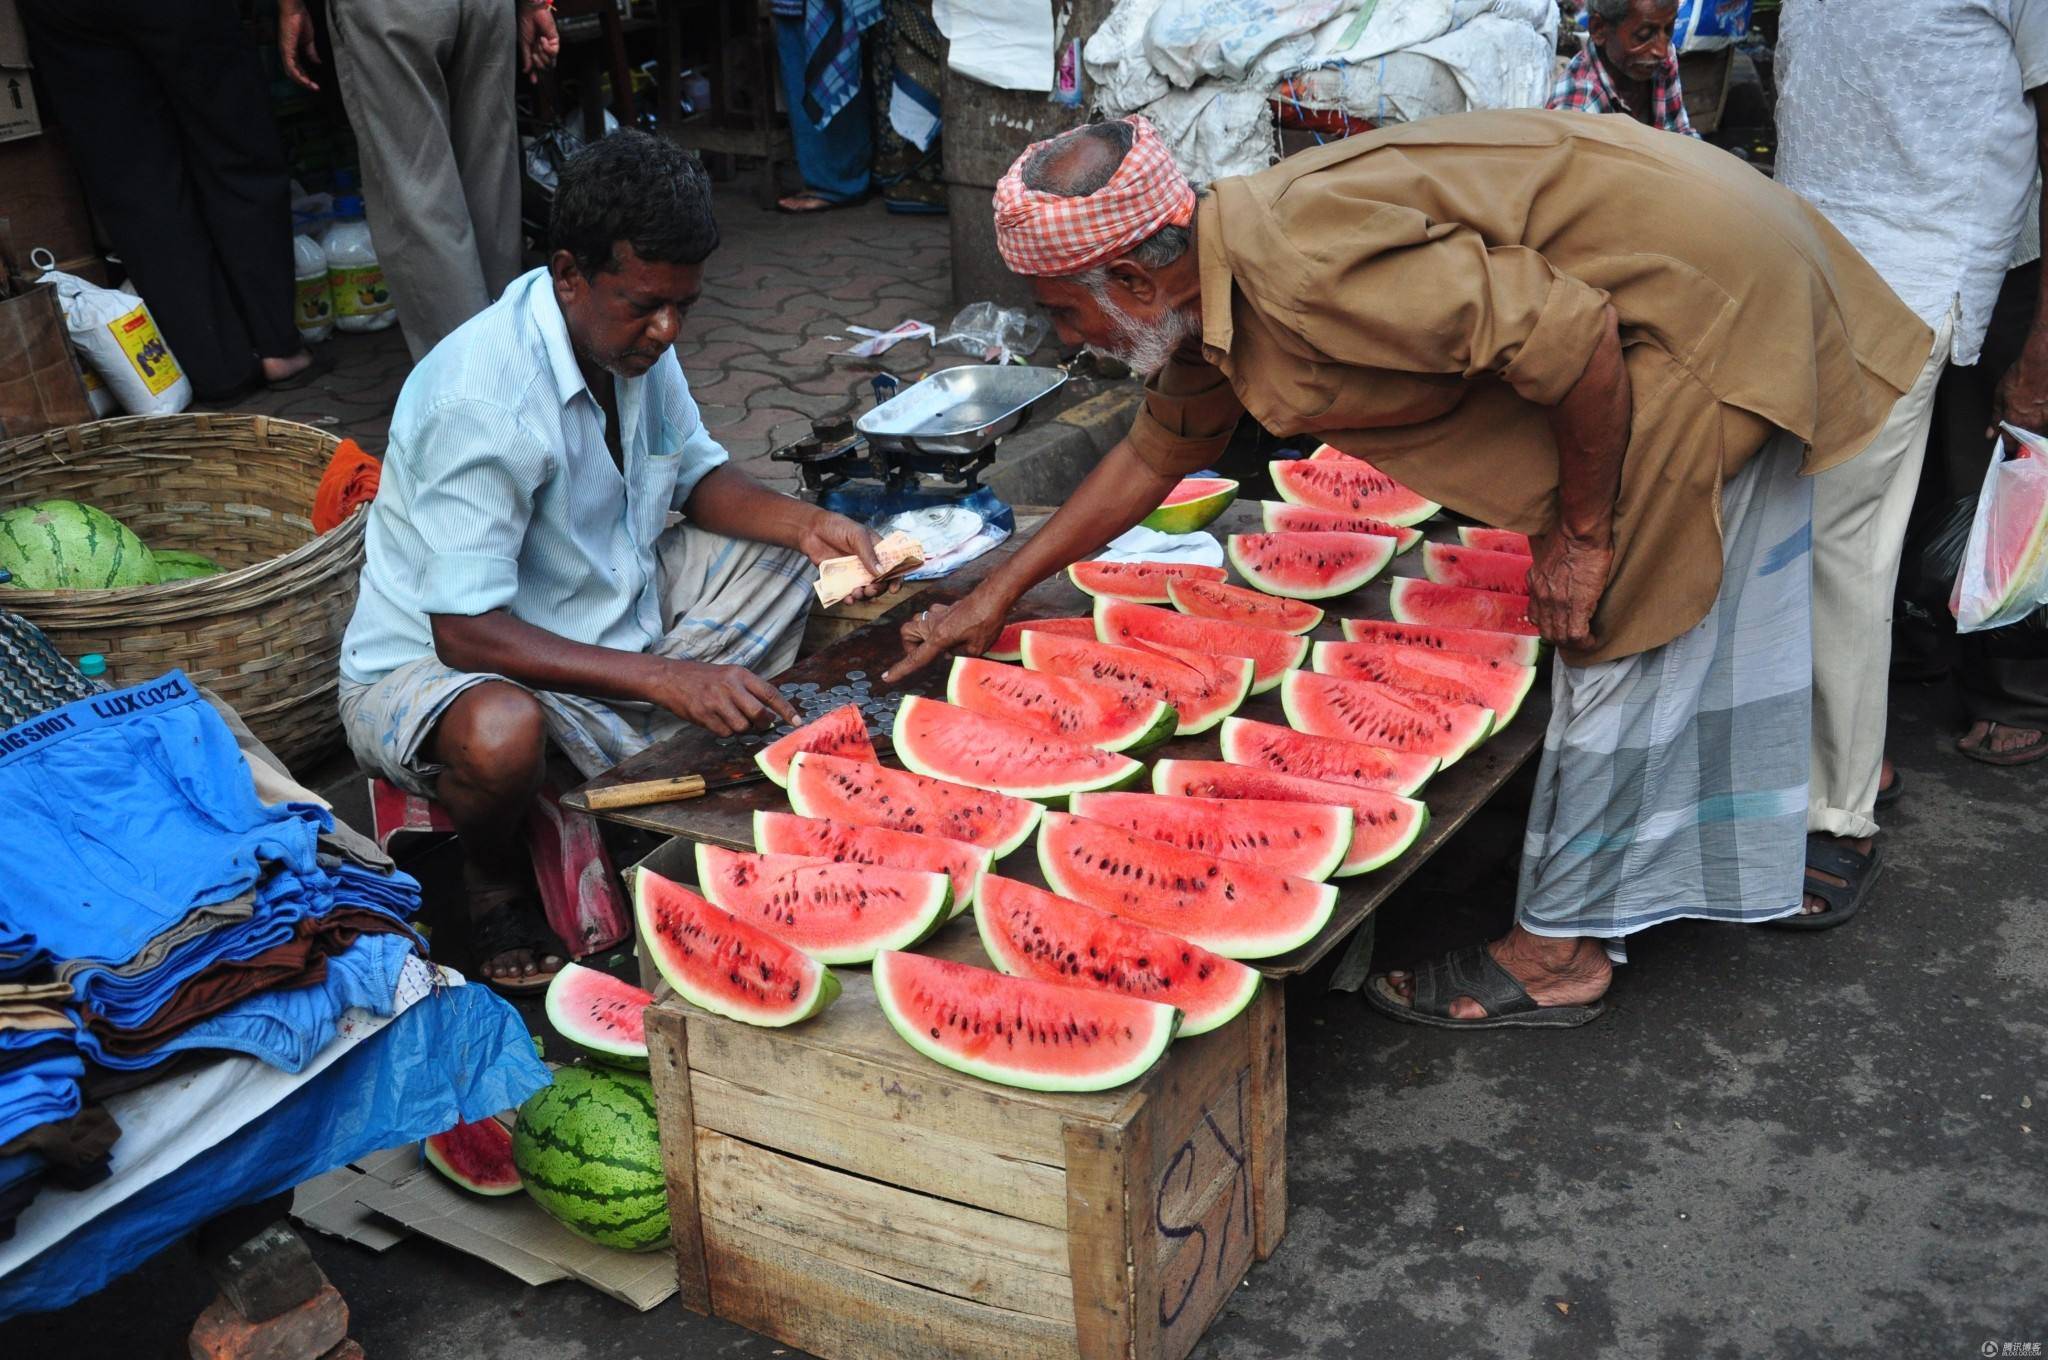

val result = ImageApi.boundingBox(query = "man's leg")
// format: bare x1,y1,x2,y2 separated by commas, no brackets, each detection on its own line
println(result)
649,522,815,675
772,16,874,208
446,0,523,301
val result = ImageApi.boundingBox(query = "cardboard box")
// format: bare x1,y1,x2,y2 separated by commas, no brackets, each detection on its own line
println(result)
0,0,41,143
0,133,97,274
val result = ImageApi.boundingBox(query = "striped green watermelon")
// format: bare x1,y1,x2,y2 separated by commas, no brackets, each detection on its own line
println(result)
512,1065,669,1250
0,500,159,590
150,549,223,581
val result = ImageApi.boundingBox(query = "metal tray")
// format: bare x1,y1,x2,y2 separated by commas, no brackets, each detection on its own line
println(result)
855,364,1067,456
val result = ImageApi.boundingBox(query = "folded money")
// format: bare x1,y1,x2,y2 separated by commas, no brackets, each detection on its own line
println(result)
814,530,926,606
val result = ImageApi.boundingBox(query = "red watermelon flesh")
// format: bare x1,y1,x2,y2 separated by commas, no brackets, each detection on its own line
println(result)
786,751,1042,857
753,811,990,918
1036,811,1336,959
1093,598,1307,693
1166,576,1324,634
544,962,652,1068
424,1118,522,1196
890,695,1142,803
1067,559,1228,605
1272,455,1439,526
945,656,1176,753
1312,640,1538,726
1217,716,1439,798
1422,542,1534,596
1020,630,1252,736
1227,531,1396,600
1258,503,1425,552
1340,617,1542,666
634,869,839,1027
756,704,877,787
1388,577,1538,637
976,876,1260,1038
985,616,1098,662
1458,526,1534,556
694,844,951,963
1149,759,1429,876
1280,670,1494,765
1068,788,1354,882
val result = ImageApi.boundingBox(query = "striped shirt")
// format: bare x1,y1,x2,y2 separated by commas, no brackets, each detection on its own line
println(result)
1546,43,1698,139
340,268,729,685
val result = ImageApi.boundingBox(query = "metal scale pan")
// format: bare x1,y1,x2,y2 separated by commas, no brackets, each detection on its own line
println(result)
855,364,1068,457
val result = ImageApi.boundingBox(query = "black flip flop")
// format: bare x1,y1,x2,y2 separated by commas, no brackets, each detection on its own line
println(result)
1875,768,1904,810
470,894,565,994
1770,833,1883,932
1365,943,1605,1030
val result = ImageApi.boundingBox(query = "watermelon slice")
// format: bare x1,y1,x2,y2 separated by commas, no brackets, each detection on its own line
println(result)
1389,577,1538,636
946,656,1175,753
1037,811,1336,958
755,703,878,787
891,696,1142,804
1258,503,1425,553
634,868,839,1027
1217,716,1439,798
1308,445,1357,461
1422,542,1534,596
1067,559,1228,604
786,751,1042,857
1271,454,1440,526
985,616,1098,662
424,1118,523,1196
1093,598,1307,694
1312,640,1538,726
694,844,951,963
753,812,991,919
1458,526,1534,556
1141,476,1239,534
1340,617,1543,666
872,950,1178,1093
976,876,1261,1037
1166,576,1324,634
1280,670,1494,765
1227,531,1396,600
1067,788,1354,882
544,962,652,1069
1020,631,1252,736
1150,760,1429,876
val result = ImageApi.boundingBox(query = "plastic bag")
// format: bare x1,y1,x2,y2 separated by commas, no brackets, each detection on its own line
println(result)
37,263,192,416
1951,426,2048,632
934,302,1049,365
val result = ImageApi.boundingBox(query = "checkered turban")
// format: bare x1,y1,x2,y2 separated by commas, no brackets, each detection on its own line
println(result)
992,117,1196,277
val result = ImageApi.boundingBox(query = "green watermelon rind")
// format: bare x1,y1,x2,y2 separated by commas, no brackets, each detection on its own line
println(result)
943,655,1178,755
512,1066,670,1250
543,962,652,1069
692,842,951,965
1147,759,1431,878
632,868,840,1027
1268,460,1441,527
750,809,991,918
1140,476,1240,535
1067,788,1355,884
1310,640,1538,730
149,549,224,582
871,950,1179,1094
1226,532,1396,601
890,696,1143,807
1091,598,1309,696
1279,670,1494,768
786,751,1044,859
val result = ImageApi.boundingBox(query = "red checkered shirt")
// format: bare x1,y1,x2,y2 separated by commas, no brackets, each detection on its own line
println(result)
1547,43,1699,138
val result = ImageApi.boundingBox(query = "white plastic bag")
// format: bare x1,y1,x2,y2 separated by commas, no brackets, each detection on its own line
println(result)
1951,424,2048,632
38,264,192,416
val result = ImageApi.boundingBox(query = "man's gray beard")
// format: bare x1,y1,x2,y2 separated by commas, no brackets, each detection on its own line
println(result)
1084,282,1197,377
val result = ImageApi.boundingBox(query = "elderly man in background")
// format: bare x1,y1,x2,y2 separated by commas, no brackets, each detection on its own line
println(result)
1547,0,1697,137
886,113,1926,1028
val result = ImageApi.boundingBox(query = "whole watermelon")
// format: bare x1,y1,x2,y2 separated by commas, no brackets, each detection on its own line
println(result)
511,1064,669,1251
151,549,223,582
0,500,159,590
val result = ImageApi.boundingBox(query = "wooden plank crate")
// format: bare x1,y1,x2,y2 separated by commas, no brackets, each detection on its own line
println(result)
642,920,1286,1360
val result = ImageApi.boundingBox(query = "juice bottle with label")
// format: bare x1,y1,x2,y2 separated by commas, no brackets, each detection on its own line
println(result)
324,196,396,333
293,229,335,342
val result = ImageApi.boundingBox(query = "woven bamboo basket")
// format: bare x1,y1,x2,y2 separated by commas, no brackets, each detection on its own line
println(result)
0,413,366,769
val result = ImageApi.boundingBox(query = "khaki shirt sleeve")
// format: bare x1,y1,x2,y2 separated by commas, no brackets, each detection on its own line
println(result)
1124,355,1246,476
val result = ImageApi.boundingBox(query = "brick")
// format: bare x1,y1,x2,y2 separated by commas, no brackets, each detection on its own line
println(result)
189,1284,348,1360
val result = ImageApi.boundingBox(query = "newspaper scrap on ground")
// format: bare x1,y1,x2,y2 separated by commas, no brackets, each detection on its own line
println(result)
814,530,927,606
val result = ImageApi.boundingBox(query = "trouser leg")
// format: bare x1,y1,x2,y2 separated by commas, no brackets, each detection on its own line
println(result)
447,0,523,300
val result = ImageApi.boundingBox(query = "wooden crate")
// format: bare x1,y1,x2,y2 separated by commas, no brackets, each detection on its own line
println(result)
642,918,1286,1360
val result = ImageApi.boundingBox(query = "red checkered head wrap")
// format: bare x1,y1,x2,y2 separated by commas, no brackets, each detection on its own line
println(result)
992,117,1197,277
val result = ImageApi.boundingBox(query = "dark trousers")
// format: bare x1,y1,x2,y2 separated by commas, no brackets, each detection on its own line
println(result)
18,0,300,398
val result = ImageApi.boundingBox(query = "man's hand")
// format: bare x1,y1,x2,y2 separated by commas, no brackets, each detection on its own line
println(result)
797,510,891,602
1991,341,2048,437
278,0,321,91
517,2,560,82
636,657,798,737
882,591,1011,684
1525,533,1612,650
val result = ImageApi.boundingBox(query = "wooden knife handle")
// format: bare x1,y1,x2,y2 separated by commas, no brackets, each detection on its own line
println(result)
582,774,709,810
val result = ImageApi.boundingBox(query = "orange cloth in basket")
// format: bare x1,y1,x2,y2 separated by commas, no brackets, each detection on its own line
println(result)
312,439,380,533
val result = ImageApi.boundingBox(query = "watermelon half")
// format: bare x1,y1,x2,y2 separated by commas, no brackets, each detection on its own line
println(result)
1312,640,1538,726
544,962,652,1069
1340,617,1543,666
946,656,1175,753
1271,455,1440,526
1281,671,1494,765
634,868,840,1027
1149,760,1429,876
1389,577,1538,636
985,616,1098,663
1167,576,1324,634
873,950,1178,1093
1141,476,1239,535
1037,811,1336,958
891,695,1142,804
976,875,1261,1037
1218,716,1439,798
1093,598,1307,694
1067,788,1354,882
753,811,991,918
423,1118,522,1196
1020,630,1252,736
1259,503,1425,553
1422,542,1535,596
787,751,1042,857
1067,559,1228,605
1458,526,1534,556
694,844,951,963
1227,531,1395,600
756,703,878,787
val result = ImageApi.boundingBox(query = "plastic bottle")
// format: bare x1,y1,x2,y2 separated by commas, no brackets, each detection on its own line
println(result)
324,196,396,333
293,229,335,343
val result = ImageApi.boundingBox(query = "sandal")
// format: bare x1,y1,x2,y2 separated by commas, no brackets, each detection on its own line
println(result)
1875,768,1904,809
1957,721,2048,766
776,191,863,214
1364,943,1605,1030
469,894,565,994
1770,833,1883,932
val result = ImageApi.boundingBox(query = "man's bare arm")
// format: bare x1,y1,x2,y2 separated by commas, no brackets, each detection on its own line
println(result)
1527,304,1631,649
1991,86,2048,434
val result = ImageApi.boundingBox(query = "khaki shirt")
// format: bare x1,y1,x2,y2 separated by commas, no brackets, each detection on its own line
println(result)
1126,110,1931,664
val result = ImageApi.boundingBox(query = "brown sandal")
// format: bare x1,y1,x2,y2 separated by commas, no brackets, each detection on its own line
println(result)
1957,721,2048,766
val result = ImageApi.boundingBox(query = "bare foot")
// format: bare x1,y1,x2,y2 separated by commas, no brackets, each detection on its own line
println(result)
1803,834,1874,915
1381,927,1612,1019
777,192,839,213
1879,757,1897,794
479,944,564,985
260,351,313,384
1960,720,2045,756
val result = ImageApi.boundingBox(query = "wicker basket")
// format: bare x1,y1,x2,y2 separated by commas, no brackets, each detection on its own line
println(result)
0,413,366,769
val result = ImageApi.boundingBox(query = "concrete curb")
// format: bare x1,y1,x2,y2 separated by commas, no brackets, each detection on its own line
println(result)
982,381,1144,507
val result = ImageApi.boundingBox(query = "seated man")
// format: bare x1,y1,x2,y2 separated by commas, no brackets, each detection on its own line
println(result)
1547,0,1699,138
338,130,880,990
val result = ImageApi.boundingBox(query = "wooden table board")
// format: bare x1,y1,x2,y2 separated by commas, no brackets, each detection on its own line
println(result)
569,503,1547,978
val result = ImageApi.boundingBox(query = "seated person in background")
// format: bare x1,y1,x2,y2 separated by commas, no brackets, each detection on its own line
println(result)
337,131,882,991
1548,0,1699,138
